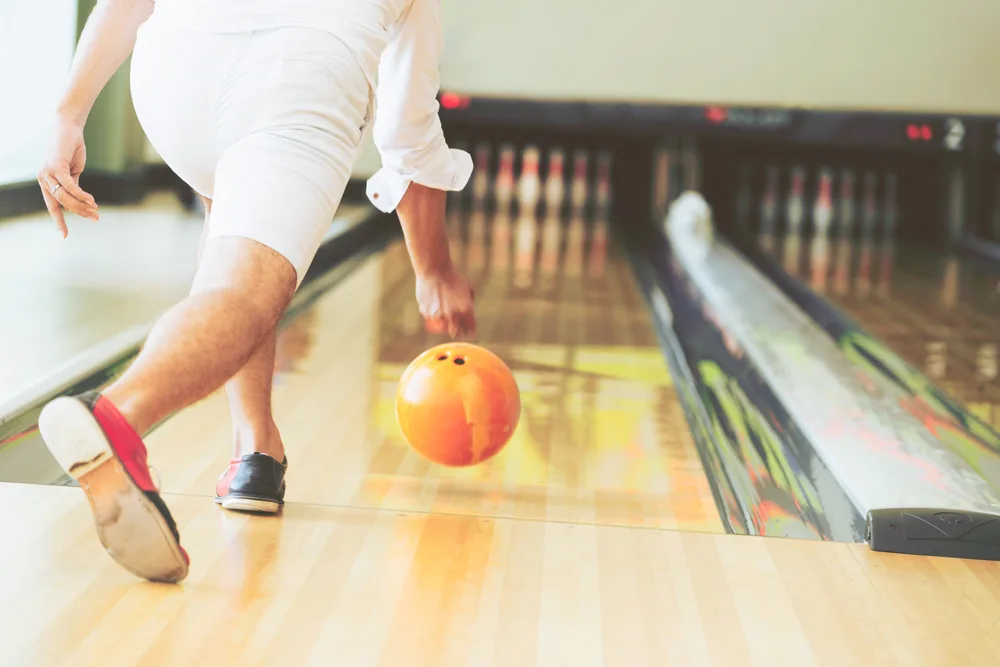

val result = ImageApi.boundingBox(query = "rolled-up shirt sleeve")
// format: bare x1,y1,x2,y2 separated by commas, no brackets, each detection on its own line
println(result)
365,0,472,213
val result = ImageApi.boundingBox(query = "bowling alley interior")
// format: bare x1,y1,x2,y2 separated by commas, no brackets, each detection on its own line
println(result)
4,1,1000,665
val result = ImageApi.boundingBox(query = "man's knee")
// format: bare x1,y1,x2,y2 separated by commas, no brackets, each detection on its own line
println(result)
192,236,297,329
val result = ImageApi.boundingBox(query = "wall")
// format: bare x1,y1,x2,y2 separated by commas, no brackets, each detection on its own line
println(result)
438,0,1000,115
47,0,1000,186
0,1,79,186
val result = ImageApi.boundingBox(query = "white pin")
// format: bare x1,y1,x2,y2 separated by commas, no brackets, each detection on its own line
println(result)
471,143,492,205
594,151,613,215
494,144,516,213
786,165,806,235
570,149,589,214
759,164,780,250
513,211,537,288
544,147,565,216
813,167,834,237
861,170,878,239
883,171,898,240
518,145,541,215
838,169,856,238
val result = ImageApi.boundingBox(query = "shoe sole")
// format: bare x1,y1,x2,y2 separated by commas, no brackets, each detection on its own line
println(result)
215,496,282,513
38,397,189,584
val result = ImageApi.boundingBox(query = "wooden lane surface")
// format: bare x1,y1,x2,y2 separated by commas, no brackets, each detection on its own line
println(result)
2,481,999,667
145,220,722,534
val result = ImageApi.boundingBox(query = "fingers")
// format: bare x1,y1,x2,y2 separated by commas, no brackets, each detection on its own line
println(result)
40,188,68,238
424,309,476,339
54,171,98,218
37,169,98,234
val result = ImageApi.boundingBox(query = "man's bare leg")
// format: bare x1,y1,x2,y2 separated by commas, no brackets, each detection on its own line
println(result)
101,235,296,435
198,197,284,463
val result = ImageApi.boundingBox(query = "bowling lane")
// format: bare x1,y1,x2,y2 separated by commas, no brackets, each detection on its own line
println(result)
767,232,1000,431
148,206,725,534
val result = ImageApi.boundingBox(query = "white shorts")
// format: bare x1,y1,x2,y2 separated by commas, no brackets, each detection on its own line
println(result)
130,15,372,287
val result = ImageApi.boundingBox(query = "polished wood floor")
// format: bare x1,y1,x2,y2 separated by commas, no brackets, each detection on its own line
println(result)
4,209,1000,665
147,210,722,533
2,481,999,666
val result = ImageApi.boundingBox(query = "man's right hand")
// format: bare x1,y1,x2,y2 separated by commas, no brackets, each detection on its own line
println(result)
415,265,477,339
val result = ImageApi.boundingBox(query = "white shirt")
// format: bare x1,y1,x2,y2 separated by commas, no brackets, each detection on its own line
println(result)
149,0,472,213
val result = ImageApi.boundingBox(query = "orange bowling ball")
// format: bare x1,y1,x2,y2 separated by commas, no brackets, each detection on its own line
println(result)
395,343,520,466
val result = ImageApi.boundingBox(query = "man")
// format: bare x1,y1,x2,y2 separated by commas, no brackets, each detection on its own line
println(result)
35,0,475,583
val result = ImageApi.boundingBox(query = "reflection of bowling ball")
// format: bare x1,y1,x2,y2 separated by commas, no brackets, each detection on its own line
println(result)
396,343,520,466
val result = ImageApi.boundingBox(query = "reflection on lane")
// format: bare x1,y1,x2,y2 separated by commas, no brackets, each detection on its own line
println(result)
143,204,725,534
366,204,723,532
757,230,1000,490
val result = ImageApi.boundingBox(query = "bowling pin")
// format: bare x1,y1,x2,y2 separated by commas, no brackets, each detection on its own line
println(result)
860,171,878,237
594,151,613,215
471,143,493,204
759,164,780,250
812,167,834,237
518,145,542,216
544,147,565,217
569,149,589,215
494,144,516,214
513,212,538,288
883,171,898,241
786,165,806,235
837,169,856,238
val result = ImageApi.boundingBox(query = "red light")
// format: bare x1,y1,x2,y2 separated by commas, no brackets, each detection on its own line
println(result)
705,106,728,124
906,123,934,141
440,92,470,110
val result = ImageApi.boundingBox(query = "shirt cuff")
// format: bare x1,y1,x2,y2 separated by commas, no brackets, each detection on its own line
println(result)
365,147,473,213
